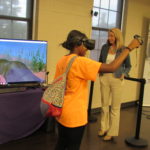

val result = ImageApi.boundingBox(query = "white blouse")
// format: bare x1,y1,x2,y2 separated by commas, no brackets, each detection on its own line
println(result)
106,53,116,64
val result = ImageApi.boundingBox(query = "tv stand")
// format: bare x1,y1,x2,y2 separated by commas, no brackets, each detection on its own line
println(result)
0,87,26,93
0,82,42,93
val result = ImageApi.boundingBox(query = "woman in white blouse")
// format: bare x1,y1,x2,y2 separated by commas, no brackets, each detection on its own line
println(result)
98,28,131,141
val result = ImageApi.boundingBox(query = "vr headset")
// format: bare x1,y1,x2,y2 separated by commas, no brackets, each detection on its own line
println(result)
82,38,95,50
73,36,95,50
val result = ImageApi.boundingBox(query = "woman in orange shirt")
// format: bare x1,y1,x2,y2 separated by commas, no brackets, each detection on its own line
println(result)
54,30,140,150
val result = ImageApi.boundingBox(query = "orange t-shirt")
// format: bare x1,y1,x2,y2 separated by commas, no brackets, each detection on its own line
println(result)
54,54,101,127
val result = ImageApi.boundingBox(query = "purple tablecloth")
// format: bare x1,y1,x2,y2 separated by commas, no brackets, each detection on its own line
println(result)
0,88,45,144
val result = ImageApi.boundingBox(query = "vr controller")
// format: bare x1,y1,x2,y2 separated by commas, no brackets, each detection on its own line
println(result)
133,34,143,45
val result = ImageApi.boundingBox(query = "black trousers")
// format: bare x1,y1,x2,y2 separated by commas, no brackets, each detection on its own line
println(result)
55,123,86,150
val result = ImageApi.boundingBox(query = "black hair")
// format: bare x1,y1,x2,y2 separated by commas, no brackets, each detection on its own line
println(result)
61,30,87,51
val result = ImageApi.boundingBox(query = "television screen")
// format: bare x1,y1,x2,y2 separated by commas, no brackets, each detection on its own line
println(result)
0,39,47,87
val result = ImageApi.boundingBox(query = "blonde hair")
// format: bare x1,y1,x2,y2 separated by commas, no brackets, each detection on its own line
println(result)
109,28,124,50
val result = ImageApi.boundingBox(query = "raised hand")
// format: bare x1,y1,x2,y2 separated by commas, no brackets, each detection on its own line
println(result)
127,37,142,51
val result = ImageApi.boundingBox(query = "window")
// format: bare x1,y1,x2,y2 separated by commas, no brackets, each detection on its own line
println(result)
0,0,34,40
90,0,124,61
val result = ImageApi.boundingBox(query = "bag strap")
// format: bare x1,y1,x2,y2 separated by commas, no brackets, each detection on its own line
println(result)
65,56,77,74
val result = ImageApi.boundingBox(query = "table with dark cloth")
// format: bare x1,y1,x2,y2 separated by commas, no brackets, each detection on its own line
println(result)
0,87,46,144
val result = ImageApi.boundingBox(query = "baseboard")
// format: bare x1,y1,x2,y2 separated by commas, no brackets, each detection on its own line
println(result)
121,100,138,109
90,107,101,114
90,100,138,114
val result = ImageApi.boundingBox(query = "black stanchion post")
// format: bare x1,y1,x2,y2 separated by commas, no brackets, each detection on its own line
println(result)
88,81,97,122
124,77,148,147
135,79,145,139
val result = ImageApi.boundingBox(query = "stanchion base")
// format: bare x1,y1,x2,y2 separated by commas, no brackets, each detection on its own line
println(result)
88,115,97,123
125,137,148,147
